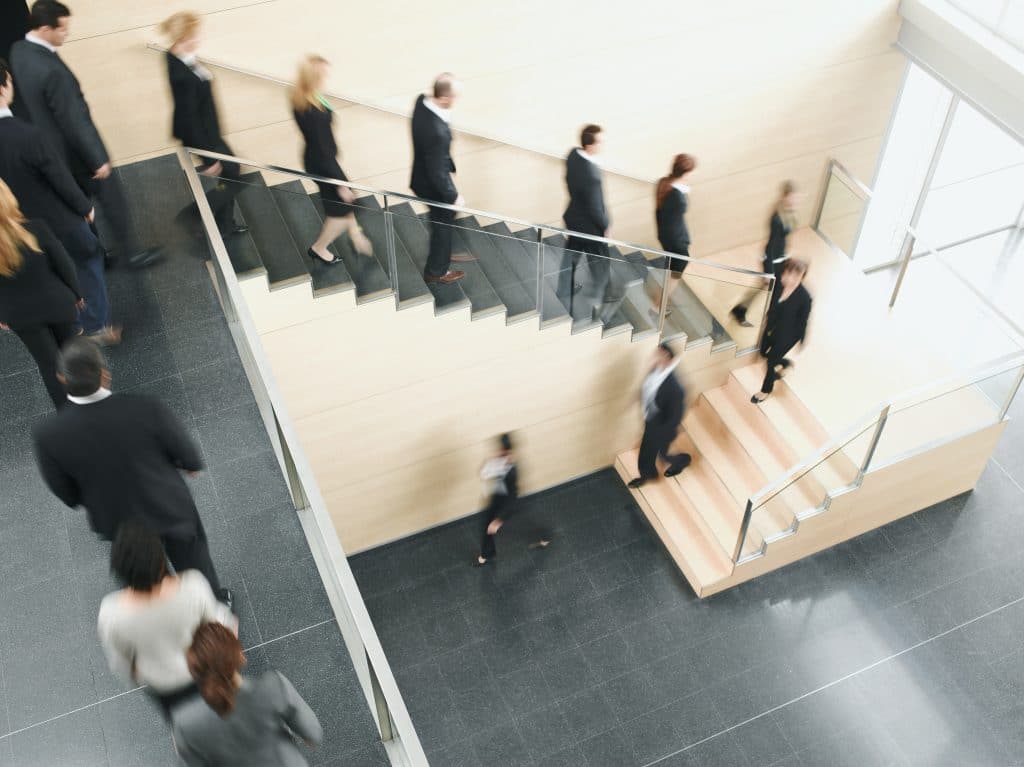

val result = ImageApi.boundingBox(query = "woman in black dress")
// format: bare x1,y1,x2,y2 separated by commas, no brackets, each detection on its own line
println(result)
650,153,696,317
751,258,811,403
0,180,83,408
160,12,246,237
731,180,800,327
291,55,371,265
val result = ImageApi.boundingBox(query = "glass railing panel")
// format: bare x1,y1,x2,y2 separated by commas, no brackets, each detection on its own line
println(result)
673,260,774,352
740,416,883,559
870,362,1023,469
817,168,868,257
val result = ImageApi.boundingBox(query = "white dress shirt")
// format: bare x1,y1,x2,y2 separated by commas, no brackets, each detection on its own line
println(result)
641,361,679,422
0,107,12,119
422,97,452,124
176,52,212,82
24,32,57,53
67,388,112,405
576,148,602,166
672,182,691,195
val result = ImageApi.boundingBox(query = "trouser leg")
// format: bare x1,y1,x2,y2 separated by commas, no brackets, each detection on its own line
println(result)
761,352,784,394
556,241,581,311
479,496,505,559
11,323,73,408
92,171,142,257
62,222,110,333
424,205,455,277
162,522,221,593
637,424,660,479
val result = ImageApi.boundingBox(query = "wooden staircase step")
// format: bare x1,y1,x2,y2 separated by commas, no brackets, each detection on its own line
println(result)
709,377,827,517
731,365,860,491
615,451,732,596
669,434,763,559
684,398,795,539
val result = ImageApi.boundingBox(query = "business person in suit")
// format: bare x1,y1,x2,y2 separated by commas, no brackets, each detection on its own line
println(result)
160,12,247,239
731,180,799,327
0,181,82,407
0,1,28,62
410,73,467,284
627,344,691,488
562,124,614,321
173,622,323,766
0,60,119,344
650,154,696,318
10,1,160,269
291,54,372,264
475,433,550,566
33,338,232,605
751,258,812,403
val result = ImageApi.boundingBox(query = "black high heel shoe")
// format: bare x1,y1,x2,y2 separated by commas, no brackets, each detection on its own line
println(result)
308,248,342,266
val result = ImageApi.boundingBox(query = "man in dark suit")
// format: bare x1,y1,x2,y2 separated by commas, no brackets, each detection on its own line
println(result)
0,58,119,343
562,124,615,321
9,1,160,269
628,343,691,488
0,1,28,63
410,72,467,285
33,339,232,606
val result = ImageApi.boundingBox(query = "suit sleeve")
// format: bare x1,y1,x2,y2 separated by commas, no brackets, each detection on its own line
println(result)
34,221,81,298
796,294,812,344
583,171,608,233
424,127,458,203
169,64,214,150
277,672,324,745
30,134,92,217
153,400,204,472
33,430,81,507
43,68,109,172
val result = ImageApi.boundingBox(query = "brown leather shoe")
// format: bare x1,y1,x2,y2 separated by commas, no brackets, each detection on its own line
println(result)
450,253,477,263
424,270,465,284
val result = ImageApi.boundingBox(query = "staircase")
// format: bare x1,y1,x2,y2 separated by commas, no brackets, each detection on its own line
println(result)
215,171,738,353
615,364,860,595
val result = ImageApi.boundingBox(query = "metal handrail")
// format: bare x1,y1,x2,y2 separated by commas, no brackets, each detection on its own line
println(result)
176,148,428,765
827,158,873,199
182,146,775,282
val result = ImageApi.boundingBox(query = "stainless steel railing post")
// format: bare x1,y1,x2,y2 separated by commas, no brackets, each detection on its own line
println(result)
857,404,891,480
535,228,544,323
732,500,754,564
383,195,399,309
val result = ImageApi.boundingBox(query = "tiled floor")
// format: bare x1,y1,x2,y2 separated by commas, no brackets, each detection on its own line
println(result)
0,156,387,766
351,393,1024,766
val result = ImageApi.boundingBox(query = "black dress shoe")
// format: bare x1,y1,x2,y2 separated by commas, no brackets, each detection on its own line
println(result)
308,247,342,265
126,247,164,269
221,223,249,237
216,587,235,611
627,477,647,489
665,454,692,478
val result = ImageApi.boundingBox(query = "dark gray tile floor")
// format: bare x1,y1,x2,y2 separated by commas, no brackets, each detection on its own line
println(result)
0,155,387,766
351,392,1024,766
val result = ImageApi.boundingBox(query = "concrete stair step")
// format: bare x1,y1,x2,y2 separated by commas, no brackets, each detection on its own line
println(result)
236,172,309,290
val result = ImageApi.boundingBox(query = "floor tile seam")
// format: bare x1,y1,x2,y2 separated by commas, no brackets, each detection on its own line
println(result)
637,593,1024,767
238,579,265,644
0,619,337,742
992,456,1024,496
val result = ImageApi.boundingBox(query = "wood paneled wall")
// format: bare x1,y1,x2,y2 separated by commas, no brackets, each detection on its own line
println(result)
59,0,904,255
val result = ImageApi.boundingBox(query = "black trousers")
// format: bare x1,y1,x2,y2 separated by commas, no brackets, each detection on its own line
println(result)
10,321,76,408
80,169,144,259
760,353,793,395
558,236,612,312
637,423,689,479
203,141,242,231
162,521,221,594
424,205,456,277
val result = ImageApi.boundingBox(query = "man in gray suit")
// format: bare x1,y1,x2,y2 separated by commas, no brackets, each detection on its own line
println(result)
10,0,160,269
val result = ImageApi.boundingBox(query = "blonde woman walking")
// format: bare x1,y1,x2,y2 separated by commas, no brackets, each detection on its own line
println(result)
291,55,371,264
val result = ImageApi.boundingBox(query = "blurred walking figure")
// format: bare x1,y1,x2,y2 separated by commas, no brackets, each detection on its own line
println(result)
475,433,550,566
410,72,467,284
731,180,800,327
650,154,696,320
161,11,247,238
291,54,372,264
33,338,233,605
173,622,323,766
0,58,118,344
98,522,236,716
10,1,161,268
0,181,82,407
627,343,691,488
562,124,613,321
751,258,811,404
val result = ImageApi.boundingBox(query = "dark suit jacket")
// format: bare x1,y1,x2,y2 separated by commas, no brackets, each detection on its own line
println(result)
0,2,28,62
166,52,222,152
762,212,790,273
648,370,686,434
563,149,608,236
656,187,690,252
0,114,92,235
409,94,457,203
293,104,345,179
761,283,811,357
0,219,80,327
33,393,205,540
9,39,109,187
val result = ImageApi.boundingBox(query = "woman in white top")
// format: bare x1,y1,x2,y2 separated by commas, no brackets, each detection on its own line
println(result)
98,521,236,717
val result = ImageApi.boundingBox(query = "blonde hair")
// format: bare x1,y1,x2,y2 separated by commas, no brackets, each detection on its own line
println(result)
291,55,329,112
157,11,201,46
776,180,798,230
0,180,38,278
